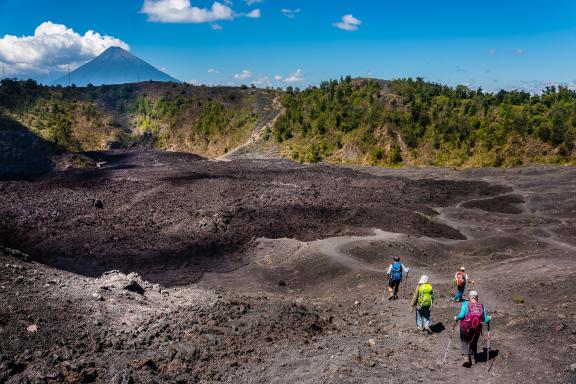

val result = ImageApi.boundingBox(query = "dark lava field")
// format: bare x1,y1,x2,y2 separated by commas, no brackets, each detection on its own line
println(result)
0,150,575,383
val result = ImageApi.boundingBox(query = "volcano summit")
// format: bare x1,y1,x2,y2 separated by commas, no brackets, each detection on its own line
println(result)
51,46,180,87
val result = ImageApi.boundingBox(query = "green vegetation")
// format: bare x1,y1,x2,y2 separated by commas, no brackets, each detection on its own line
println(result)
0,79,273,157
1,77,575,167
272,77,576,166
0,79,131,151
129,92,259,155
44,103,79,150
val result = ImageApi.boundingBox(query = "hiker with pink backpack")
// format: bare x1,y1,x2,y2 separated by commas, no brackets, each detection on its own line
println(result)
454,290,491,367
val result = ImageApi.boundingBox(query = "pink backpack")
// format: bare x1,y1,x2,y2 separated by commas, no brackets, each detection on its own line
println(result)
461,302,484,334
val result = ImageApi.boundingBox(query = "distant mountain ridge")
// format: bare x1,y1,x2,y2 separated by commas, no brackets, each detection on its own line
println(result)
51,47,180,87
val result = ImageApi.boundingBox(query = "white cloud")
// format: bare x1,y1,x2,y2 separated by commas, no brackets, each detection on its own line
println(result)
284,69,302,83
141,0,261,24
245,0,263,5
0,21,129,75
511,80,576,94
333,14,362,31
142,0,261,23
211,23,224,30
281,8,300,18
253,75,271,86
245,9,260,18
274,74,282,81
208,68,220,73
515,48,525,55
234,69,252,80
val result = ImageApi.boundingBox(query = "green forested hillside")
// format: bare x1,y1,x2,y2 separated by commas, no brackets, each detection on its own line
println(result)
0,79,277,158
1,77,575,167
271,77,576,167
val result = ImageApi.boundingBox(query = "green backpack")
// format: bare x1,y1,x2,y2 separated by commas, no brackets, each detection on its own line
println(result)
417,283,433,309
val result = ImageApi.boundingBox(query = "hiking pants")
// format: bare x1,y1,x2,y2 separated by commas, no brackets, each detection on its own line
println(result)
460,327,481,356
416,307,431,329
388,279,400,296
454,285,465,302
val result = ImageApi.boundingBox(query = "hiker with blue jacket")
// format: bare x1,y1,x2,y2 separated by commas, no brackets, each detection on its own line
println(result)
386,257,410,300
410,275,434,333
454,290,491,367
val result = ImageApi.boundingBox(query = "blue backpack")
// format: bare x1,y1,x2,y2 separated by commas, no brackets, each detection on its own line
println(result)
390,262,402,281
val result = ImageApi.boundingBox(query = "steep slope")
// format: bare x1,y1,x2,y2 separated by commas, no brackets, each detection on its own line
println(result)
2,77,576,168
0,79,279,159
51,46,179,87
271,77,576,167
0,114,61,179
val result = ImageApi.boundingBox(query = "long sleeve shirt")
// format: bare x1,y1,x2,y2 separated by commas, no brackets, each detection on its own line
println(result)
455,300,491,323
410,286,419,307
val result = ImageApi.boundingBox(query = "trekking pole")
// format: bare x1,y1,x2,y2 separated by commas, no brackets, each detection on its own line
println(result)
403,271,409,299
443,320,457,364
488,351,496,372
486,322,491,369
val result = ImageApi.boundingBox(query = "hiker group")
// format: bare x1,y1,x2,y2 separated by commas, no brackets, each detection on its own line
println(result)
386,258,491,368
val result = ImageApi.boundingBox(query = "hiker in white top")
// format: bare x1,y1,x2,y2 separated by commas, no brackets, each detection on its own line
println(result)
453,266,474,302
386,257,410,300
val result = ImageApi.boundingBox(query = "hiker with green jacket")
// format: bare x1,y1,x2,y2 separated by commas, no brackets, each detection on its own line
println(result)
410,275,434,333
454,290,491,367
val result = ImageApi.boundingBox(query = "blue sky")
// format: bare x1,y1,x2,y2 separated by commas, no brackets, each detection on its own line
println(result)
0,0,575,92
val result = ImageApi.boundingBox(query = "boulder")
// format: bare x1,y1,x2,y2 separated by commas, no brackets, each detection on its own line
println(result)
89,198,104,209
92,293,104,301
123,280,145,295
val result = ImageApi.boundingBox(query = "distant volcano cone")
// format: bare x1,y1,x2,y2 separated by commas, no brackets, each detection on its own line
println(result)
51,46,180,87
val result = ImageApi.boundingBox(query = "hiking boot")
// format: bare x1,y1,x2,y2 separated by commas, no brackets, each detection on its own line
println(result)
462,354,472,368
388,295,394,300
424,325,432,333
